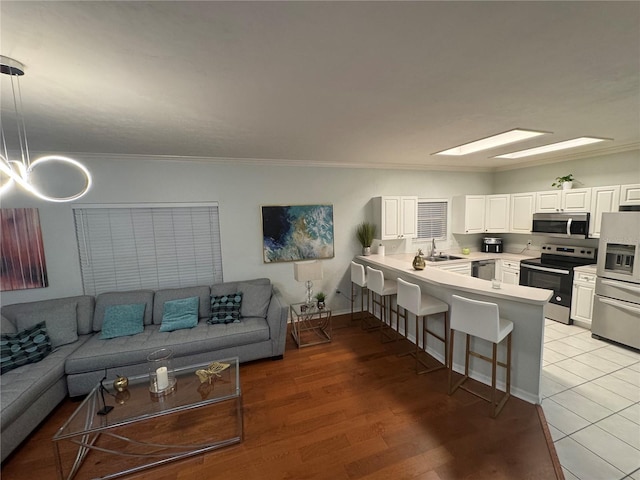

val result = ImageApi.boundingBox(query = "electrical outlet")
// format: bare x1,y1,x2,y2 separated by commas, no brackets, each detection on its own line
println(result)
335,289,341,294
527,240,532,246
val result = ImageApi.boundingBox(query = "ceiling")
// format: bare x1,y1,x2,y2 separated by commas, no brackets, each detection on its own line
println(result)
1,1,639,172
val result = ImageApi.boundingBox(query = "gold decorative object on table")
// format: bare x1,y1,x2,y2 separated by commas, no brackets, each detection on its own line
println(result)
113,375,129,392
195,362,230,384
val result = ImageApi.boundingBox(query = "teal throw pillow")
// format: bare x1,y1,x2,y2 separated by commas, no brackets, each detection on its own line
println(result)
160,296,199,332
1,321,52,375
100,303,145,339
209,292,243,324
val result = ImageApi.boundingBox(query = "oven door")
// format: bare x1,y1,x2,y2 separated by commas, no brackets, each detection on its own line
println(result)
519,263,573,308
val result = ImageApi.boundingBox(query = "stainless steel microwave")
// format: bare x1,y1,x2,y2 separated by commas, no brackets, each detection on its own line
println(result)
531,212,590,239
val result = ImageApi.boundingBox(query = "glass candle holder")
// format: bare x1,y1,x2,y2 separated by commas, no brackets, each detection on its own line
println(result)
147,348,177,396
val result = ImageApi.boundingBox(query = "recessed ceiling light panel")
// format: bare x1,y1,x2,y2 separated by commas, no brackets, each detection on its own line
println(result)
495,137,611,159
433,129,549,156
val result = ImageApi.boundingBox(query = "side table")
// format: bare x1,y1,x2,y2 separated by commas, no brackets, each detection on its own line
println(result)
290,302,332,348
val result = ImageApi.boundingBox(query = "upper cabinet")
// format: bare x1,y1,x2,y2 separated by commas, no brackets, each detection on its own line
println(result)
452,195,486,234
510,192,536,234
373,196,418,240
535,188,591,213
452,194,509,234
589,185,620,238
484,194,510,233
620,183,640,206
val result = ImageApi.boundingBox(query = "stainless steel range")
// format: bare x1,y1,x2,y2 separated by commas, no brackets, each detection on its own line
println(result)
592,212,640,350
520,243,597,324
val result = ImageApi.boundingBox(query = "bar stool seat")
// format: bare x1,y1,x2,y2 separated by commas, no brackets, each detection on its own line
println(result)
448,294,513,418
396,278,449,374
366,266,397,339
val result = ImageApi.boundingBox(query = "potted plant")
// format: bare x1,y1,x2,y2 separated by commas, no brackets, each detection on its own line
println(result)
552,174,575,190
315,292,326,309
356,222,376,256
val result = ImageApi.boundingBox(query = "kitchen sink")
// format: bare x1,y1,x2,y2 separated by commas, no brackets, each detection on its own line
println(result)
424,255,464,262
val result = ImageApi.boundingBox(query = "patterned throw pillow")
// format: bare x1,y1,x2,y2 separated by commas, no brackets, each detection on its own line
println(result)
209,292,243,324
0,321,52,375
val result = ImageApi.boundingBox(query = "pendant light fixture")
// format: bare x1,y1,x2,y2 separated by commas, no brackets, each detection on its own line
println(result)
0,55,92,202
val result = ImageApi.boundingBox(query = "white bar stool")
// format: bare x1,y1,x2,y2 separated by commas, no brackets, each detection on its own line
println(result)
396,278,449,374
448,294,513,418
366,266,397,339
351,261,374,330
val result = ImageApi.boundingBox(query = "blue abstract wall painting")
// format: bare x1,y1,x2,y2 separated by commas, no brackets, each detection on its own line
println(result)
262,205,334,263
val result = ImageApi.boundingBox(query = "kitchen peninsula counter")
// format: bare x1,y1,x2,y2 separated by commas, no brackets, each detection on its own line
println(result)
355,253,553,404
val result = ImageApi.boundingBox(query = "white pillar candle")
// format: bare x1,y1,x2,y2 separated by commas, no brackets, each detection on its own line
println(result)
156,366,169,390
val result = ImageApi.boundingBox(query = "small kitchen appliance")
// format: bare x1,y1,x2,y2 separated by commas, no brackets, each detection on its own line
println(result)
482,237,503,253
592,212,640,350
520,243,597,324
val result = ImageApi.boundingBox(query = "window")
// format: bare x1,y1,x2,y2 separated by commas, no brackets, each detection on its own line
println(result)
73,204,223,296
417,199,448,240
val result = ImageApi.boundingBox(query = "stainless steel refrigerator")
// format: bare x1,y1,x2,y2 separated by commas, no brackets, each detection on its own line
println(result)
592,212,640,350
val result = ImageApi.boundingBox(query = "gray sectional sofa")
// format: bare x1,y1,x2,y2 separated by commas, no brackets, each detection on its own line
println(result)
0,278,288,462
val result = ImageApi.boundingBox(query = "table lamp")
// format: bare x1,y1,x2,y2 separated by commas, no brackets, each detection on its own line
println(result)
293,260,323,306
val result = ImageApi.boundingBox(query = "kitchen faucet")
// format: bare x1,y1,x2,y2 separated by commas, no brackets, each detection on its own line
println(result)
431,238,437,257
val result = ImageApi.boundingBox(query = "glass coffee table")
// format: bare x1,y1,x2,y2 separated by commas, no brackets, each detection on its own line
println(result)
53,357,242,480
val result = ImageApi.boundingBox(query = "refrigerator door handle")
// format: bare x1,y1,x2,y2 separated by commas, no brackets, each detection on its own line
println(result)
598,297,640,314
601,279,640,294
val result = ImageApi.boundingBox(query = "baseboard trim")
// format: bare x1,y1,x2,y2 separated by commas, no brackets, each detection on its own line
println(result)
536,404,565,480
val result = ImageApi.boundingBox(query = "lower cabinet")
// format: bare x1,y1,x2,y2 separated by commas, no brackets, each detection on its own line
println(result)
499,260,520,285
438,262,472,276
571,271,596,328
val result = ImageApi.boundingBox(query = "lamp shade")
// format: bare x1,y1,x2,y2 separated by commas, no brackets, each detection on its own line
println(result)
293,261,323,282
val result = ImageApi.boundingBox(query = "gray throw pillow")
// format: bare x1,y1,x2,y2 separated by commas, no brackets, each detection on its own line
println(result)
238,282,271,318
15,302,78,349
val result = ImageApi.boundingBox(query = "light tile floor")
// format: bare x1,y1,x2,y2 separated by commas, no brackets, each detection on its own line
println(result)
541,320,640,480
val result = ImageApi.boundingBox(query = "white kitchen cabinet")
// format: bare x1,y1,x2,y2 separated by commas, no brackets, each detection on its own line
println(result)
452,195,486,234
372,196,418,240
484,194,510,233
571,270,596,328
620,183,640,206
499,259,520,285
535,188,591,213
510,192,536,233
438,262,472,276
589,185,620,238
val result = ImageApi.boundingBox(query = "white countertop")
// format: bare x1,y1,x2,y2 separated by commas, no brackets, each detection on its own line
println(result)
574,264,597,274
356,253,552,305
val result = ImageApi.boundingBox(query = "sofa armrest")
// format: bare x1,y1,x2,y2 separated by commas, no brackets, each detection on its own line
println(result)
266,289,288,357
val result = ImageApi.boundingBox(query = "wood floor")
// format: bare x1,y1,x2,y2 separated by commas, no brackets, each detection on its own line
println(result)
1,316,561,480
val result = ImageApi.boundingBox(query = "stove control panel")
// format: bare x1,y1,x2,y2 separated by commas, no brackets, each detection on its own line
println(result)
541,243,597,260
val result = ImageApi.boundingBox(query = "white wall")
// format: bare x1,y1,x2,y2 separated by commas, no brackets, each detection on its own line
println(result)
493,150,640,193
0,155,493,313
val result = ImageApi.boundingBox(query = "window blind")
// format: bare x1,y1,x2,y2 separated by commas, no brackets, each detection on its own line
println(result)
73,205,223,296
417,200,448,240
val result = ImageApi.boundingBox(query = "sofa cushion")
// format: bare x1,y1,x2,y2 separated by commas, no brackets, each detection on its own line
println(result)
65,319,270,375
160,297,199,332
94,290,154,331
209,293,243,324
1,322,52,375
15,302,78,349
1,315,16,334
0,335,89,427
238,282,272,318
100,304,146,339
1,296,94,335
153,286,210,324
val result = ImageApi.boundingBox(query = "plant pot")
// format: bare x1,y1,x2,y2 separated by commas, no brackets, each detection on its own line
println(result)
317,301,325,310
562,181,573,190
363,246,371,256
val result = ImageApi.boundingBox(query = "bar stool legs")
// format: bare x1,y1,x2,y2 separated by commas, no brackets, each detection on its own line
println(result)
414,312,449,374
448,294,513,418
